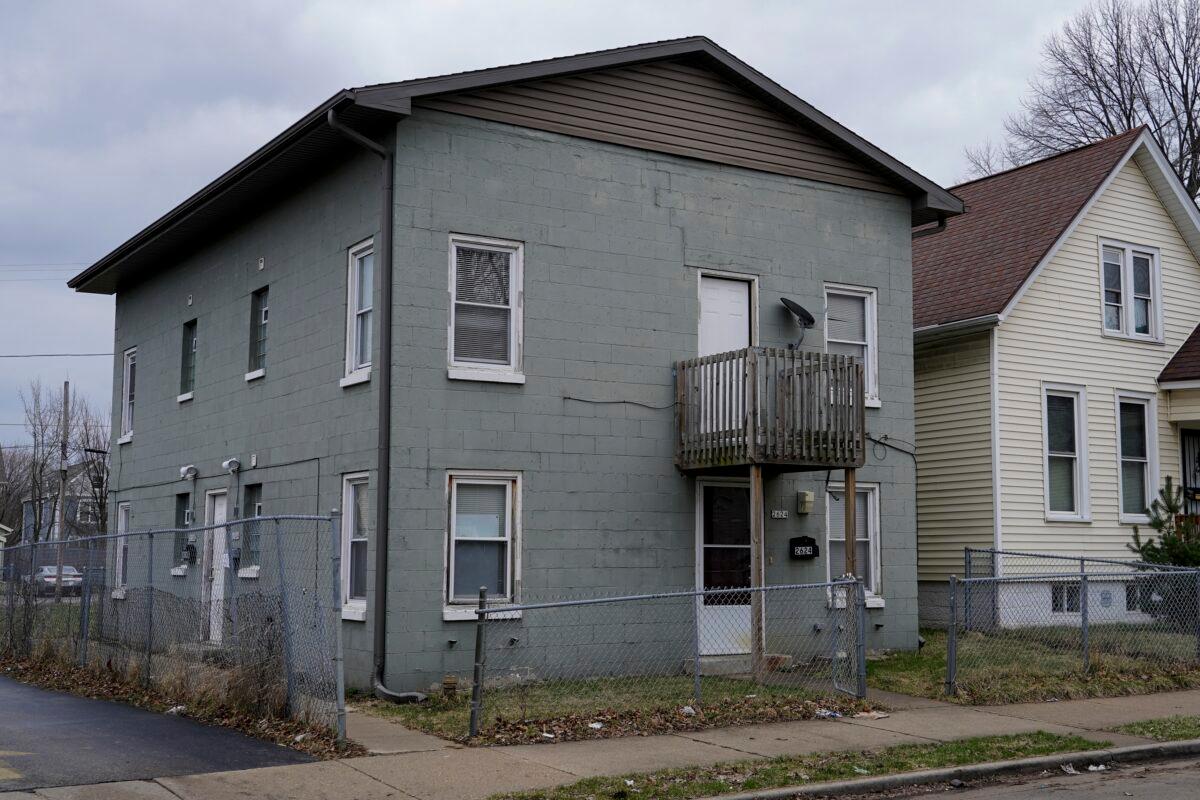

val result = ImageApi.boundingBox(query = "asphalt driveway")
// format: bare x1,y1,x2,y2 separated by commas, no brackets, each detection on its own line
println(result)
0,675,311,791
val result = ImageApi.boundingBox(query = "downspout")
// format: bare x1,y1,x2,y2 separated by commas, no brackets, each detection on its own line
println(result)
327,108,423,704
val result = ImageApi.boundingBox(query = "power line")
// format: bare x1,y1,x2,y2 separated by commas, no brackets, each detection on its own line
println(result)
0,353,112,358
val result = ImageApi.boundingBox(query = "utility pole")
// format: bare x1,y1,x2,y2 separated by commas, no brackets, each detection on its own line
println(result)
54,381,68,602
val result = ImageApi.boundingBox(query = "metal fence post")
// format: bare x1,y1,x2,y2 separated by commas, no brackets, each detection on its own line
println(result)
692,590,702,707
145,530,155,685
964,549,973,632
272,518,296,714
854,580,868,699
1080,574,1090,674
226,522,239,660
946,575,958,695
468,587,488,738
329,509,347,741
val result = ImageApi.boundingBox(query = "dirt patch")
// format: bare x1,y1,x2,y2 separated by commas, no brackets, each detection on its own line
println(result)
364,692,874,746
0,655,363,759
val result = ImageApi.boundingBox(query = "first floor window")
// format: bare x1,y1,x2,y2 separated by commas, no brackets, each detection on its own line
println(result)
1044,385,1088,520
449,235,523,374
825,285,879,404
342,475,369,606
120,347,136,438
346,240,374,375
174,493,191,566
1117,394,1155,520
243,484,263,567
826,483,880,596
448,472,518,603
116,503,131,587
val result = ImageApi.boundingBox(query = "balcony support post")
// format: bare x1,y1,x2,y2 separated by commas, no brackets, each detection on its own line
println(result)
749,463,765,682
844,467,857,578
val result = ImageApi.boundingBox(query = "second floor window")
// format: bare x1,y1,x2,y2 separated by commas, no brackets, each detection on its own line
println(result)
825,285,879,405
248,287,269,374
1101,242,1160,341
346,241,374,376
120,347,136,439
180,319,197,396
449,235,522,377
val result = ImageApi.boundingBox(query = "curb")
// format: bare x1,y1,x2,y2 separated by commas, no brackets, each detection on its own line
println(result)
696,739,1200,799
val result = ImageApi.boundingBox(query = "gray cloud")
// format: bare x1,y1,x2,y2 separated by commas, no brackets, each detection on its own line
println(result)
0,0,1087,442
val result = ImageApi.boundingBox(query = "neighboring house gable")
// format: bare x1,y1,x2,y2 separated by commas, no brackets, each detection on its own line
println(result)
914,129,1200,591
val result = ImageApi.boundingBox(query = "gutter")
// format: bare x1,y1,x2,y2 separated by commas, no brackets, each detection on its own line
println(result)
913,313,1001,344
326,108,422,704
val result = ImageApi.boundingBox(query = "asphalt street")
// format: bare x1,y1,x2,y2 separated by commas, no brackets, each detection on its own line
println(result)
0,675,311,791
910,757,1200,799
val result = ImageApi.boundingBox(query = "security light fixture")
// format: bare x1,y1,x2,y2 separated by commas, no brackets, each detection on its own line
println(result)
781,297,816,348
180,465,198,481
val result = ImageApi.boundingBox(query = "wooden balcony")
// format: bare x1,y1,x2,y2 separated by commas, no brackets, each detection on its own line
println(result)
675,348,866,472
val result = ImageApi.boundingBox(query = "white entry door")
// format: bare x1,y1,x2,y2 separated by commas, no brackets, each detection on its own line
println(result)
697,481,753,655
204,491,228,644
699,276,751,356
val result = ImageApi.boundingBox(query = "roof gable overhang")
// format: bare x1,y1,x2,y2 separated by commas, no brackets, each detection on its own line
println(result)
71,37,961,295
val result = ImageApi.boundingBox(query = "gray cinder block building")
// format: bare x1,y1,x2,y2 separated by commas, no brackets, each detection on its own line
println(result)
69,38,962,692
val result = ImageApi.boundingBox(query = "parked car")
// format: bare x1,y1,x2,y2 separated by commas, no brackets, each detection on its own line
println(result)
25,565,83,597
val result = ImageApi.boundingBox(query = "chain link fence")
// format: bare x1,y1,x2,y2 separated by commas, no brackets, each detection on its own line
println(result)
466,579,867,738
946,557,1200,699
0,515,345,736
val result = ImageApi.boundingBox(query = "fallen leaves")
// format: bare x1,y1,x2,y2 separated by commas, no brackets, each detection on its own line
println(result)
473,694,872,746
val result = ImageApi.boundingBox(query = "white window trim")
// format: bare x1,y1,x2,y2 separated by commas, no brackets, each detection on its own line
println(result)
176,392,194,404
1043,382,1091,522
1097,239,1163,343
113,502,131,598
344,238,374,384
1115,390,1159,525
825,482,883,604
824,284,880,407
444,470,521,613
244,368,265,382
120,347,136,441
341,473,369,618
447,234,525,382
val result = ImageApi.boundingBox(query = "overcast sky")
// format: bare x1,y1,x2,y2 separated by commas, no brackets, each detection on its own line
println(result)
0,0,1090,446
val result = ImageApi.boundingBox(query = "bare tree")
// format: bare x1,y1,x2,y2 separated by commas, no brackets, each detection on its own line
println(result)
15,382,109,542
21,381,61,544
962,140,1021,181
0,446,33,536
965,0,1200,194
69,396,109,536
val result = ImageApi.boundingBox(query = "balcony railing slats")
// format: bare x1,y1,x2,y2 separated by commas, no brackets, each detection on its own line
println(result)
675,347,866,471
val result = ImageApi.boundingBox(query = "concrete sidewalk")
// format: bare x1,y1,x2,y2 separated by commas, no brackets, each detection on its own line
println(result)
7,689,1200,800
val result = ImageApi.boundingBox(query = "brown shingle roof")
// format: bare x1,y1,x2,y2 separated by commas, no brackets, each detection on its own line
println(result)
1161,322,1200,383
913,128,1145,330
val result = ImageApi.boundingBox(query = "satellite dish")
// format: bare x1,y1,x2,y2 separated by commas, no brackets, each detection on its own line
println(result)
781,297,816,328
